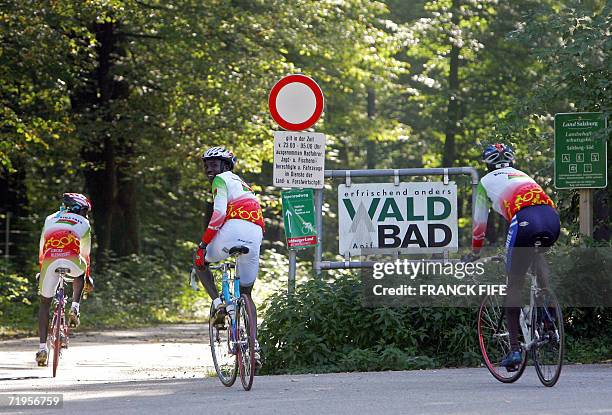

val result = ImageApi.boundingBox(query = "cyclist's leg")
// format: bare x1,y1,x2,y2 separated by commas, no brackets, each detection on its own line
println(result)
530,205,561,288
236,223,263,339
199,229,232,301
69,275,84,327
37,262,60,359
72,275,84,302
196,265,219,300
38,296,53,344
528,205,561,326
505,213,534,354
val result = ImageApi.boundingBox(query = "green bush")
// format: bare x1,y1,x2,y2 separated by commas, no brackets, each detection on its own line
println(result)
259,270,612,374
0,271,37,336
82,253,206,328
258,273,481,375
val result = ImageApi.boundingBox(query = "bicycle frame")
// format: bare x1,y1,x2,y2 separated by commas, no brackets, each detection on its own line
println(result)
515,252,557,352
210,262,242,351
51,270,70,341
484,252,554,351
50,268,74,376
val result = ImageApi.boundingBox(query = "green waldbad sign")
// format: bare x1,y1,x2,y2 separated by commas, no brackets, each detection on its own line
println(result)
281,189,318,249
554,112,607,189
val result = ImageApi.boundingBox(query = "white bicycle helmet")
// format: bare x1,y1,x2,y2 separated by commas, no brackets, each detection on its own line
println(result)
202,147,236,169
62,193,92,216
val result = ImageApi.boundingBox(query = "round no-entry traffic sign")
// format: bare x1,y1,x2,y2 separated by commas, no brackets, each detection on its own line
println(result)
269,74,324,131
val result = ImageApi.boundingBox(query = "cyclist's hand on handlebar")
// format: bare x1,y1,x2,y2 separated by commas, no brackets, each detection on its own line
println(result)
461,252,480,263
194,242,207,267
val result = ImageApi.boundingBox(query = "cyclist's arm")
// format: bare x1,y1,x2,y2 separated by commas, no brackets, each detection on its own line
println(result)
201,175,228,245
38,225,45,266
81,227,92,276
472,182,491,254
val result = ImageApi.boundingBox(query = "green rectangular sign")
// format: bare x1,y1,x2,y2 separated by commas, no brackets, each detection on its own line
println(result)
281,189,318,249
554,112,608,189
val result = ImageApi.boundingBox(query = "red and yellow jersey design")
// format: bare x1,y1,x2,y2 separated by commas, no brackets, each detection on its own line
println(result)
39,211,91,276
202,171,265,244
226,198,265,228
471,167,555,250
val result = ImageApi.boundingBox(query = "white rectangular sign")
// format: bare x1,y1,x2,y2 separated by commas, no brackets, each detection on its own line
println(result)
273,131,325,189
338,182,458,255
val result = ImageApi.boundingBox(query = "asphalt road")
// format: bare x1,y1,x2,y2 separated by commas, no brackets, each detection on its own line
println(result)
0,324,610,415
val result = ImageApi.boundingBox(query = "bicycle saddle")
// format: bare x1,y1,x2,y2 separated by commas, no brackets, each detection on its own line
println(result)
228,245,249,255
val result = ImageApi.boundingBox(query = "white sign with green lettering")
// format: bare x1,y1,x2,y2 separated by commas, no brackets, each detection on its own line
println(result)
338,182,458,256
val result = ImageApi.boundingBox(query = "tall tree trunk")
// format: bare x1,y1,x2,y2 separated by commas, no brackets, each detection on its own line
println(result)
75,21,139,261
366,87,376,169
442,0,461,168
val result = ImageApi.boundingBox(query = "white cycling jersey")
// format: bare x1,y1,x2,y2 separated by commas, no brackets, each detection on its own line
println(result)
38,211,91,297
202,171,264,244
472,167,554,250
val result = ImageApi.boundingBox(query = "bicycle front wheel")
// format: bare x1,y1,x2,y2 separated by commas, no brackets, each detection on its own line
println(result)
236,295,256,391
51,306,62,377
478,295,527,383
208,303,237,387
531,288,564,387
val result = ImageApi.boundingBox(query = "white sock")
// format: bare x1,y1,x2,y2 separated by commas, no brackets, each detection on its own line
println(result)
212,297,222,310
39,343,47,352
71,302,80,312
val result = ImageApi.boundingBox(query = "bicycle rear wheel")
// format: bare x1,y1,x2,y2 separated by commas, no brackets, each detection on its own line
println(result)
531,288,564,387
208,303,237,386
478,295,527,383
51,306,62,377
236,295,256,391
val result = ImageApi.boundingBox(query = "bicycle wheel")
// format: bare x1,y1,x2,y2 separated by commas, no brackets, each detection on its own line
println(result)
531,288,564,387
51,306,62,377
478,295,527,383
236,295,256,391
208,303,237,386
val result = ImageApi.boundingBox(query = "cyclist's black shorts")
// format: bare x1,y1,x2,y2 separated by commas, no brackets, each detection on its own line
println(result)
505,204,560,276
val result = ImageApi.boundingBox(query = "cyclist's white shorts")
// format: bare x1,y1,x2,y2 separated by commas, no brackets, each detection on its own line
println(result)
205,219,263,287
39,258,84,298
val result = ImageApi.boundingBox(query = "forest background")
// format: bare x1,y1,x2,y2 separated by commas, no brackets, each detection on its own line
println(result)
1,0,610,373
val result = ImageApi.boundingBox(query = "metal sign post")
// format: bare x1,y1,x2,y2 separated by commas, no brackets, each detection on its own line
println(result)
312,167,479,274
282,189,318,295
270,74,327,293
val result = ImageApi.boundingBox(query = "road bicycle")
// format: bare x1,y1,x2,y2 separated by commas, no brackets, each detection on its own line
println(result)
191,245,257,391
48,267,73,378
477,248,564,387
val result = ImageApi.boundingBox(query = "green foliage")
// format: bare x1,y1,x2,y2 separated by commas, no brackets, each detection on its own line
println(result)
0,273,31,309
1,0,611,375
258,273,481,374
0,272,34,336
259,255,612,374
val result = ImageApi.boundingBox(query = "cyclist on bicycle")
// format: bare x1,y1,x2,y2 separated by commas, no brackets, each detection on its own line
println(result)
36,193,94,366
466,143,560,371
193,147,264,362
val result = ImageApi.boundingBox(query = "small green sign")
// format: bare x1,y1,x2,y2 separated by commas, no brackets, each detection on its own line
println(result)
554,112,608,189
281,189,318,249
